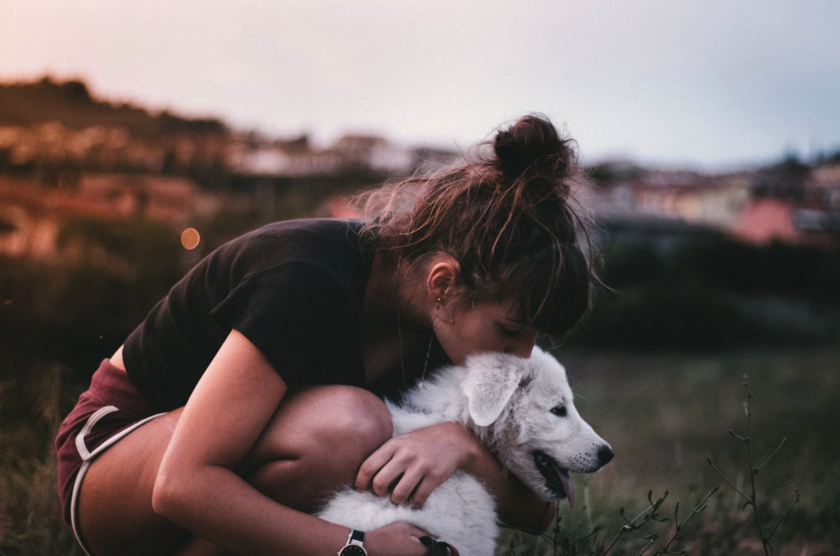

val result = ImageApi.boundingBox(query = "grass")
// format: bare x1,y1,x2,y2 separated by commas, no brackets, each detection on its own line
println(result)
495,347,840,556
1,349,838,555
0,362,84,556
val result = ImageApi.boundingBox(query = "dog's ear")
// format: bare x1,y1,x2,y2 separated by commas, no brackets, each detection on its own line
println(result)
461,354,525,427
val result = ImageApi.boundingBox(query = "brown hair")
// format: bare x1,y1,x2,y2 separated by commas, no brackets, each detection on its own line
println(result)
357,114,592,338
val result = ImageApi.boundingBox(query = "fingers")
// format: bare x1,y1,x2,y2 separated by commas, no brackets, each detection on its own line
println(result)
357,440,427,503
357,426,461,508
405,528,431,556
404,523,433,540
390,467,424,505
371,457,407,497
409,476,439,509
368,521,433,556
355,442,395,491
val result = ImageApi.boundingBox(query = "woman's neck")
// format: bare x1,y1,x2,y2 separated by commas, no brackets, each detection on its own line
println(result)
367,249,431,332
361,249,433,384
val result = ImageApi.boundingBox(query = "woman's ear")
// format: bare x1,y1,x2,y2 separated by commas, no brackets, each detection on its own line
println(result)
426,256,461,302
461,354,524,427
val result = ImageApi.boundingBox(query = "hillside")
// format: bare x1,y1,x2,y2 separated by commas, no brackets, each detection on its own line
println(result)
0,77,226,136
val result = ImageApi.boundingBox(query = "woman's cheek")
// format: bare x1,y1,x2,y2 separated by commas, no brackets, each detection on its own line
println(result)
435,329,467,366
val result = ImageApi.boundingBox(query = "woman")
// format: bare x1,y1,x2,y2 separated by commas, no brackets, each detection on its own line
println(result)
55,114,593,556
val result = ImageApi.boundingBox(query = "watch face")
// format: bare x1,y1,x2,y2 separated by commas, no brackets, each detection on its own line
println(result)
339,546,366,556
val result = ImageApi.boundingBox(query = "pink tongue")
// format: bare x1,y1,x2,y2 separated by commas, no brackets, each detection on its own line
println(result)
560,474,575,508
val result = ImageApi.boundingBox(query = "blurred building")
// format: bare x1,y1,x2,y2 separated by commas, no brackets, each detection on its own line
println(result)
589,161,840,247
228,132,442,179
591,169,750,228
227,134,343,177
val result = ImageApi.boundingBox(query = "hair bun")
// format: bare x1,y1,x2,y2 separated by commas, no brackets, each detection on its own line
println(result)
493,115,573,182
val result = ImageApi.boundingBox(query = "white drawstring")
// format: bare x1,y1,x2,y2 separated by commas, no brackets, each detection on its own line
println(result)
70,407,166,556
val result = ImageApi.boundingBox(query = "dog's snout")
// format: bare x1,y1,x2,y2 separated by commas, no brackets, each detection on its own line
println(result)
597,444,614,467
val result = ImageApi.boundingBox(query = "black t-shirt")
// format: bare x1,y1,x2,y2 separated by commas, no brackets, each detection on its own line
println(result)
123,218,376,411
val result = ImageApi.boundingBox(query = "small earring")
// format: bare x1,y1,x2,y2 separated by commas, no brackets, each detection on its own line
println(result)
435,296,443,309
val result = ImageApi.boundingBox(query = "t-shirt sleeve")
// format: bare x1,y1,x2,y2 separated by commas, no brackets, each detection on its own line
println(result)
210,263,350,385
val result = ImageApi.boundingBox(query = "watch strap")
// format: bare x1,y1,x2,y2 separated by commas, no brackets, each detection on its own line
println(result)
349,529,365,544
338,530,367,556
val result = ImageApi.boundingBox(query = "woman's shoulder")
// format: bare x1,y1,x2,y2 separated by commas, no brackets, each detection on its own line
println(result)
208,218,373,282
234,218,365,250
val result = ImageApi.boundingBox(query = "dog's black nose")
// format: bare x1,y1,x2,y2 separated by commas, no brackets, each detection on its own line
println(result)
597,444,614,466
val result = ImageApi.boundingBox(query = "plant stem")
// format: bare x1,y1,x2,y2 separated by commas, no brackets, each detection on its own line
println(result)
743,383,771,556
706,457,751,505
767,490,800,541
755,438,788,474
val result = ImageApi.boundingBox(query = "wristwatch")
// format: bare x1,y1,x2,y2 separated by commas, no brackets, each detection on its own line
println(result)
337,529,367,556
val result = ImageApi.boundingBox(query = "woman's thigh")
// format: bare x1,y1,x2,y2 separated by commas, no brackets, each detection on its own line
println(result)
77,406,187,556
77,385,392,556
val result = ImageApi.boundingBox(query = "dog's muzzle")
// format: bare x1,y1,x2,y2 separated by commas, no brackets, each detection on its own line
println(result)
533,450,576,508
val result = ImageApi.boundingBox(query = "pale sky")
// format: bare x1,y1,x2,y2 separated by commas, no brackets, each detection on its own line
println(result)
2,0,839,169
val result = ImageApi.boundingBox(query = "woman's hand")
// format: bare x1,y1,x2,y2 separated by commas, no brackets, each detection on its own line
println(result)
365,521,433,556
355,421,479,508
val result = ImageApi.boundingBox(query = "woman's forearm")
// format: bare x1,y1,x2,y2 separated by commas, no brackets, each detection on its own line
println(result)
153,463,349,556
462,435,556,533
150,330,353,555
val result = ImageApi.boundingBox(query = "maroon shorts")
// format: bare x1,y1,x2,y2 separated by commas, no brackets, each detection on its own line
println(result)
55,359,166,551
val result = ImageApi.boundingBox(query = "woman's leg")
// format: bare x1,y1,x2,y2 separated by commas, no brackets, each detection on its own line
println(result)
77,385,392,556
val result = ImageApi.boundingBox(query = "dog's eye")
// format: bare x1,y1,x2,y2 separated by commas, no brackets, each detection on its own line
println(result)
550,405,567,417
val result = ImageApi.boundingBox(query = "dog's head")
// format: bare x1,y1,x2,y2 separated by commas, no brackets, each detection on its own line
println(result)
461,348,613,506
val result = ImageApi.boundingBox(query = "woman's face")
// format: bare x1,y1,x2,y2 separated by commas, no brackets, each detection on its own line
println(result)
432,296,539,366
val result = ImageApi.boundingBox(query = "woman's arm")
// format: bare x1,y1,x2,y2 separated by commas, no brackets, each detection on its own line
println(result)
152,329,428,556
461,433,558,533
356,421,555,534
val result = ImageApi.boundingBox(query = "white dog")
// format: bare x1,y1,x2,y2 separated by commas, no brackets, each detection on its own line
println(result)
317,347,613,556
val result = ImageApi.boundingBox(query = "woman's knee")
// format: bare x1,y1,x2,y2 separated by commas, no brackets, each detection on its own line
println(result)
246,385,391,465
242,386,392,512
311,386,393,454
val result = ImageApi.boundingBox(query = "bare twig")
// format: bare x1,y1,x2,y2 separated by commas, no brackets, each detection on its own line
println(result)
599,492,670,555
767,490,800,541
636,537,655,556
706,456,751,505
600,518,638,556
754,438,788,474
728,430,748,442
652,488,718,556
708,377,799,556
627,528,657,541
741,381,772,555
566,527,601,549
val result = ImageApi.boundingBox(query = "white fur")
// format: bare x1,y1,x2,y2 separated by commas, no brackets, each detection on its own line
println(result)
317,348,611,556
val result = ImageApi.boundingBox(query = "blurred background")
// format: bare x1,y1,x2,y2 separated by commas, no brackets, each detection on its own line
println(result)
1,1,838,554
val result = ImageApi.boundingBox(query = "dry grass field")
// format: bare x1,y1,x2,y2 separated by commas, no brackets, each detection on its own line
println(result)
497,347,840,556
2,348,838,555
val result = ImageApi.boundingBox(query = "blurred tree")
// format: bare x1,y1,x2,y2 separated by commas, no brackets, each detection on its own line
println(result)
59,79,92,102
751,154,810,201
0,216,184,376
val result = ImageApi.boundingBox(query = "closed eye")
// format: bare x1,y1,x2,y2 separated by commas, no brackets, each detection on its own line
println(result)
497,323,525,338
550,405,567,417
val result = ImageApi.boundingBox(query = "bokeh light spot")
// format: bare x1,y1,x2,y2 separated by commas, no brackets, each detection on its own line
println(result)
181,228,200,250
